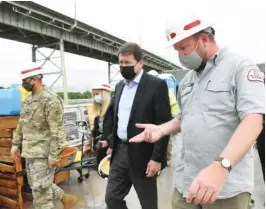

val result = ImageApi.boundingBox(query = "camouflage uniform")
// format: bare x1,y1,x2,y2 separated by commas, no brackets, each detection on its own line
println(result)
12,87,66,209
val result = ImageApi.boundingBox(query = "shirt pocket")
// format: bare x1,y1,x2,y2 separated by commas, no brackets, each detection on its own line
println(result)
23,104,38,123
180,83,194,108
30,103,46,129
201,81,232,112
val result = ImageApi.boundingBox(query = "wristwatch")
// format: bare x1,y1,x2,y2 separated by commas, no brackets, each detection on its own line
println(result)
215,157,232,172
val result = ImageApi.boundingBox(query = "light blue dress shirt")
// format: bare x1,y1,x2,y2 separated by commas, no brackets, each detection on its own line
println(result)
117,70,144,141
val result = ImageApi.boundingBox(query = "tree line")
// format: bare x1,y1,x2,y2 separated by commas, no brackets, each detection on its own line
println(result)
57,91,92,99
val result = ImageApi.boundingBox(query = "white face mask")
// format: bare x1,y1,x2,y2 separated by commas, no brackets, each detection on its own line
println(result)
178,40,207,71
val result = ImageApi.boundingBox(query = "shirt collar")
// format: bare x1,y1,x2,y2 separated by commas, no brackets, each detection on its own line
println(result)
195,48,228,76
212,47,228,66
30,87,45,101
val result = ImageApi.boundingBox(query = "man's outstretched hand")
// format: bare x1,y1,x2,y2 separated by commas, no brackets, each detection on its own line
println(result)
129,123,163,143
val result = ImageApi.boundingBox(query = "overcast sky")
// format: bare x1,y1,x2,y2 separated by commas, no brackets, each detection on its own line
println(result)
0,0,265,91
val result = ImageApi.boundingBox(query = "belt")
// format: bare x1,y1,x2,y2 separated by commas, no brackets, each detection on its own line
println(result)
117,138,128,145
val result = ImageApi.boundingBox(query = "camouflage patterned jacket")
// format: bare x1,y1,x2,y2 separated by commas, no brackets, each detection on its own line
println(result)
11,87,66,161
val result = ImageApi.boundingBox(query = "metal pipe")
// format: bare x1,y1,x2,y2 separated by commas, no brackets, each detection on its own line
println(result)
60,39,68,105
108,62,111,83
32,45,36,62
35,42,60,49
35,56,61,61
50,74,62,89
10,2,123,47
12,6,72,32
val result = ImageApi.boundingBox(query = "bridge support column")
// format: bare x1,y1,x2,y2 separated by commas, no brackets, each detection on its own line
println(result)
31,41,68,105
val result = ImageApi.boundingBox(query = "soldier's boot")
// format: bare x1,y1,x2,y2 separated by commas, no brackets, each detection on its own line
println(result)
61,193,77,209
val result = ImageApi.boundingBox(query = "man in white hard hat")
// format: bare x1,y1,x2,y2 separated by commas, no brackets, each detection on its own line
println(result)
11,66,77,209
130,16,265,209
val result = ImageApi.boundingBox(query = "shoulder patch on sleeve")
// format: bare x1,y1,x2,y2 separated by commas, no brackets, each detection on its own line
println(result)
247,69,265,83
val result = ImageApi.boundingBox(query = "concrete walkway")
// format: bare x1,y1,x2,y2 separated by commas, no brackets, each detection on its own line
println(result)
24,142,265,209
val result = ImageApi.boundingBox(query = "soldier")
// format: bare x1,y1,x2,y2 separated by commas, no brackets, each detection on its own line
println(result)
11,66,77,209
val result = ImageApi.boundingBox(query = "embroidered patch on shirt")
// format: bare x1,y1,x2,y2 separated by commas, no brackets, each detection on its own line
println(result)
247,69,265,83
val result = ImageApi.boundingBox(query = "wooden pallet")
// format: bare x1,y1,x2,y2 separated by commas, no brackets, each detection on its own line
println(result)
0,116,23,209
0,116,73,208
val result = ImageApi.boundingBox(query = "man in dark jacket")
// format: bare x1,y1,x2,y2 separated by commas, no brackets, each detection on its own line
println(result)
105,42,171,209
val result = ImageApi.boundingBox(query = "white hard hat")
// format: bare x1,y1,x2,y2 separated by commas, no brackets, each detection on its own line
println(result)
92,83,111,92
165,15,214,48
148,70,159,76
20,66,44,80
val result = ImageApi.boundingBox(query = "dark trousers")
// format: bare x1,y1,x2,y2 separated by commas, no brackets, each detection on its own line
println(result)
257,129,265,181
105,144,158,209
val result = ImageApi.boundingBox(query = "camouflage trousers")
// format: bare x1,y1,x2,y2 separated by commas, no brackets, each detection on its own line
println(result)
26,159,65,209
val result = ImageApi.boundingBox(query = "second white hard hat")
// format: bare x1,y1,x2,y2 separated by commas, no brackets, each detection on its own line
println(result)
92,83,111,92
20,65,44,80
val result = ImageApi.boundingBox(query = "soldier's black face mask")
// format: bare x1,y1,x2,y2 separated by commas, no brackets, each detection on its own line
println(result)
22,78,34,92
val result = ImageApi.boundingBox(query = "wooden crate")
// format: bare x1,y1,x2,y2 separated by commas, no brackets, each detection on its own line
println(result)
0,116,23,209
0,116,75,208
0,129,13,138
0,117,19,130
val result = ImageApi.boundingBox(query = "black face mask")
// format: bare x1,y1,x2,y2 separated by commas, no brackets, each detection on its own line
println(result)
120,65,136,80
22,79,34,92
